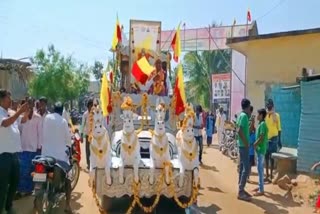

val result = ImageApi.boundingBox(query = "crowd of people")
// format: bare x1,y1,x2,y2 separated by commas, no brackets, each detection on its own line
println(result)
191,105,227,165
236,98,282,201
0,83,283,212
0,89,73,213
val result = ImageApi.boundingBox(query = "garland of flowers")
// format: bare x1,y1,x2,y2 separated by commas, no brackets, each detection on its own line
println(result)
167,164,200,209
88,107,95,143
127,173,163,213
126,162,170,214
91,181,108,214
90,162,198,213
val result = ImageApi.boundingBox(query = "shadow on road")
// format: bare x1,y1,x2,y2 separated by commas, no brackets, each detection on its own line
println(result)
207,186,224,193
197,204,222,214
200,164,219,172
264,191,301,208
103,196,186,214
52,192,84,214
251,198,289,214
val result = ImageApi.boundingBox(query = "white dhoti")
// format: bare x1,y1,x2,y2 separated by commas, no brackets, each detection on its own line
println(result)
217,128,224,145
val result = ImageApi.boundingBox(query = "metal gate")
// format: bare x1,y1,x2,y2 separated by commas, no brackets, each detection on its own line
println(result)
270,85,301,148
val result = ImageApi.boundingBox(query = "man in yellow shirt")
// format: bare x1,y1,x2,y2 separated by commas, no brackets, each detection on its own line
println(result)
265,99,282,182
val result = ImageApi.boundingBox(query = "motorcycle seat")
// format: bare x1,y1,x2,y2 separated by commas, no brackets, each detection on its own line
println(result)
34,156,57,166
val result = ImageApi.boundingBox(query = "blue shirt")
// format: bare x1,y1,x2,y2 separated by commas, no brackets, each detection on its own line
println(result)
206,115,215,137
249,132,256,155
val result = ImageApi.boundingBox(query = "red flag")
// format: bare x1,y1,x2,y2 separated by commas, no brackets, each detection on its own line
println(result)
107,87,112,114
247,10,251,22
109,71,113,84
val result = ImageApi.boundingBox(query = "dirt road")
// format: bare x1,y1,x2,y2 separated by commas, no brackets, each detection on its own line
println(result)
14,137,312,214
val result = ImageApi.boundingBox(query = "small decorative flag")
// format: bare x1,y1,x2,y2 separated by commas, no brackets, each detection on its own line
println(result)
131,56,155,85
171,23,181,63
111,15,122,51
247,9,252,22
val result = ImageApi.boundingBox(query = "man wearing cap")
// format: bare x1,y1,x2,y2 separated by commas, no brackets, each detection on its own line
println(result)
265,99,282,182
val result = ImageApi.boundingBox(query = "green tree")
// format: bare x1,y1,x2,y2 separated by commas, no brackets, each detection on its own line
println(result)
92,60,104,80
28,45,90,103
183,49,231,109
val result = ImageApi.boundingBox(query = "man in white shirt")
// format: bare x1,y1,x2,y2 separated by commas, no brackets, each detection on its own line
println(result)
42,102,72,212
0,89,29,214
216,107,226,148
17,98,42,196
194,105,204,164
80,98,94,170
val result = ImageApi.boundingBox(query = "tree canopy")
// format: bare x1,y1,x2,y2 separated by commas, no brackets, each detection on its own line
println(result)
28,45,90,103
183,49,231,109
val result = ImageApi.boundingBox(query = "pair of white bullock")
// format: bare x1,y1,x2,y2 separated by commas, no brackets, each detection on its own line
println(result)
88,97,199,188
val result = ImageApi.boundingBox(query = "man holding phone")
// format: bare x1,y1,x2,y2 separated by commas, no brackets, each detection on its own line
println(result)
17,97,42,197
0,89,29,213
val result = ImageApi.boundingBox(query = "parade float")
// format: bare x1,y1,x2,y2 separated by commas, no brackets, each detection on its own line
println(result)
90,19,199,213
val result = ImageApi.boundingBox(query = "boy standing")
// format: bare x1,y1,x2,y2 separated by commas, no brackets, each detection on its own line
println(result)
248,106,256,182
254,108,268,196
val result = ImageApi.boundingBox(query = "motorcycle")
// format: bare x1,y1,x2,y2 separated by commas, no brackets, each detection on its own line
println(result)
31,143,80,214
221,128,238,160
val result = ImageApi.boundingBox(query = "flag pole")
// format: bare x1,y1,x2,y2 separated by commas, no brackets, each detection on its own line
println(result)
183,22,186,52
246,9,250,36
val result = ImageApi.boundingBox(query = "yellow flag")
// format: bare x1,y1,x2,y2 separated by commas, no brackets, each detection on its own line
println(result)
100,72,110,117
111,16,121,51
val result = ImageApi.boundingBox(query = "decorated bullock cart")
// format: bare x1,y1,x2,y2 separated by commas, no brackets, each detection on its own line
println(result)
88,19,200,213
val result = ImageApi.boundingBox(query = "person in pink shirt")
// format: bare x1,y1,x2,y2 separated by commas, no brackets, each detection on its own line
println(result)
17,98,42,197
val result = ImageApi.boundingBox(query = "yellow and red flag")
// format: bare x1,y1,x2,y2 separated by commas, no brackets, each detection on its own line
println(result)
132,56,154,85
174,64,186,115
171,23,181,63
100,72,112,116
111,16,122,51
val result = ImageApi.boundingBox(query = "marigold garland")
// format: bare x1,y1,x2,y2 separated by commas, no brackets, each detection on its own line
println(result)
91,181,108,214
88,107,95,143
168,164,200,209
126,170,164,213
90,159,199,213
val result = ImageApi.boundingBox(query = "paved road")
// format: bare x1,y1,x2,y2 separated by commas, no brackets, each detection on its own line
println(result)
14,136,311,213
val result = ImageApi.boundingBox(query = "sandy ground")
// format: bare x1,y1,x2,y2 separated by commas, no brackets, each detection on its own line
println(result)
13,135,313,214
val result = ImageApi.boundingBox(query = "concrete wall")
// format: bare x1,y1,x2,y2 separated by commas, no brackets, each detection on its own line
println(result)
230,33,320,109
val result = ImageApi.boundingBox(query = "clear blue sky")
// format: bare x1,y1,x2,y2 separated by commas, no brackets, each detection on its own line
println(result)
1,0,320,64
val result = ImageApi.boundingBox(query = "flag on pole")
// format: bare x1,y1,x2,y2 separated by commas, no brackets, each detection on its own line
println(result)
132,56,155,85
247,9,252,22
100,72,112,116
111,15,122,51
171,23,181,63
174,64,186,115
